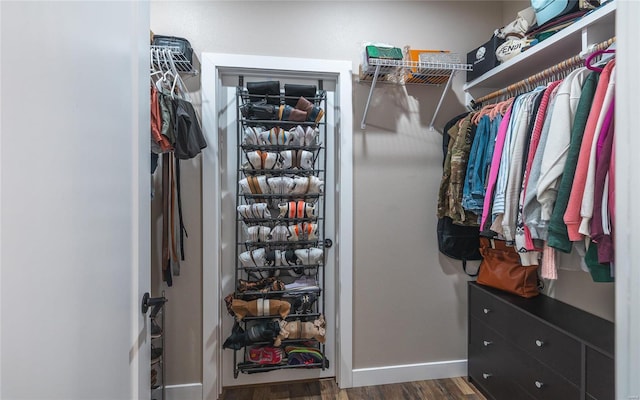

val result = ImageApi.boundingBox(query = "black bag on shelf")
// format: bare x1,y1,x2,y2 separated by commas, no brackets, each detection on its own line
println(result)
152,35,193,67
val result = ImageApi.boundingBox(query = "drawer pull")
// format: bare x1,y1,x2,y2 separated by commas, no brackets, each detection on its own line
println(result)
482,373,492,379
483,308,491,314
535,340,544,347
483,340,493,347
535,381,544,389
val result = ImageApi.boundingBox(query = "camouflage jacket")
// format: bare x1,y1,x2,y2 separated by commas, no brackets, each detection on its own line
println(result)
437,112,479,226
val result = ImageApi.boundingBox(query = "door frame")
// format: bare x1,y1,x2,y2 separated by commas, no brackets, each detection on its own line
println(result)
200,53,354,399
615,3,640,398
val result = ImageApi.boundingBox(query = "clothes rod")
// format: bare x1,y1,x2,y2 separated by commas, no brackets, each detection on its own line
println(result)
471,37,615,106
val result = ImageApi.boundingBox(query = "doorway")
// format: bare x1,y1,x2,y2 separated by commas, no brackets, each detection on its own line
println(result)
200,54,354,399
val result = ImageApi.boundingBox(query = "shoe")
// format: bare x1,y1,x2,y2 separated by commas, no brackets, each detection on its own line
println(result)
280,150,314,170
248,346,284,365
274,249,297,267
287,351,323,366
294,97,324,124
237,203,271,219
269,225,290,242
237,276,279,292
246,320,281,343
284,276,319,291
247,81,280,104
151,368,159,389
295,247,324,265
239,101,279,120
151,347,163,365
285,345,323,365
224,293,236,317
278,104,307,122
150,318,162,339
284,84,317,106
266,176,295,196
238,248,268,267
290,293,318,314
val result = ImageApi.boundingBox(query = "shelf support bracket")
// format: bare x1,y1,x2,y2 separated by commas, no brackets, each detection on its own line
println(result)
360,64,381,130
429,70,457,131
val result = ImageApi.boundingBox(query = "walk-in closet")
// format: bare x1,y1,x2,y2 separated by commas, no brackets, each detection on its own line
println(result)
2,1,639,400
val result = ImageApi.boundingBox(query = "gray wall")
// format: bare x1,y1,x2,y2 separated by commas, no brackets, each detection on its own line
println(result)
151,0,615,386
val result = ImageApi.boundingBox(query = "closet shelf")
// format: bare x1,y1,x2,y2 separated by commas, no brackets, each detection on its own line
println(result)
463,0,616,100
237,360,329,375
358,58,471,130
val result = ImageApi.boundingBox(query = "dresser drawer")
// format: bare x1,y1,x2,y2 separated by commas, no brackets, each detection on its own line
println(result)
469,317,535,400
586,347,614,400
506,308,581,385
514,347,581,400
469,284,513,335
469,316,508,368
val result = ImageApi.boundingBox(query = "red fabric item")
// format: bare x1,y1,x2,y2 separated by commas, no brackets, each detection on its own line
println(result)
564,60,615,241
151,86,172,152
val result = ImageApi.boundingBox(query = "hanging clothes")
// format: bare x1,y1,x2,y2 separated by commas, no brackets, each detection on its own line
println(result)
437,112,479,226
563,59,615,242
151,45,206,285
440,52,616,283
173,98,207,160
514,79,561,265
480,104,513,233
578,67,616,238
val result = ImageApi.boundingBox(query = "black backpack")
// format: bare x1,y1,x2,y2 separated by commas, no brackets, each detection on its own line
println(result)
437,113,482,275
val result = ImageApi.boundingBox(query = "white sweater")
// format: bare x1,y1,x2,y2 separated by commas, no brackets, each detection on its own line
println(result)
537,67,590,223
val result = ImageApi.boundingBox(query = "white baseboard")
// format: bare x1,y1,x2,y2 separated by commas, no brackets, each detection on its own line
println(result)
164,383,203,400
161,361,466,397
351,359,467,388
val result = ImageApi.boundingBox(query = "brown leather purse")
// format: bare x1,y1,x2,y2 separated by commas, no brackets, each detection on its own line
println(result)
476,237,539,298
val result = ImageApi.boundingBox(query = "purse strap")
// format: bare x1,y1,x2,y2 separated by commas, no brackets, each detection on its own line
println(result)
462,260,479,277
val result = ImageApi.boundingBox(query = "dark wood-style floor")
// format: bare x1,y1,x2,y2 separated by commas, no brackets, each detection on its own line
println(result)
221,377,487,400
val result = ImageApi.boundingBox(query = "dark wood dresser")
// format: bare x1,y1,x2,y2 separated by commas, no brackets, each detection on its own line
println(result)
468,282,614,400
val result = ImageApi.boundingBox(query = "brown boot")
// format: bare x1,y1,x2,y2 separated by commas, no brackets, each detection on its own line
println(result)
294,97,324,124
278,104,307,122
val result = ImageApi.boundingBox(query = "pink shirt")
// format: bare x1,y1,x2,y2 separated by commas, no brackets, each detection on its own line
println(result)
563,59,615,241
481,105,513,230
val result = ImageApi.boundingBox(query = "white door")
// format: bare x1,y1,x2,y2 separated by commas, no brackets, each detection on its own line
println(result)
219,75,336,387
0,2,151,399
201,54,354,394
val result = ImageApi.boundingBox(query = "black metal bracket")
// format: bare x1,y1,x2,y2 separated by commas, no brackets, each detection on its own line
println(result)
141,292,168,315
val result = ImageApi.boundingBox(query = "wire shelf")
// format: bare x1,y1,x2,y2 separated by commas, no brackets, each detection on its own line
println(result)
150,45,196,74
359,57,471,129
